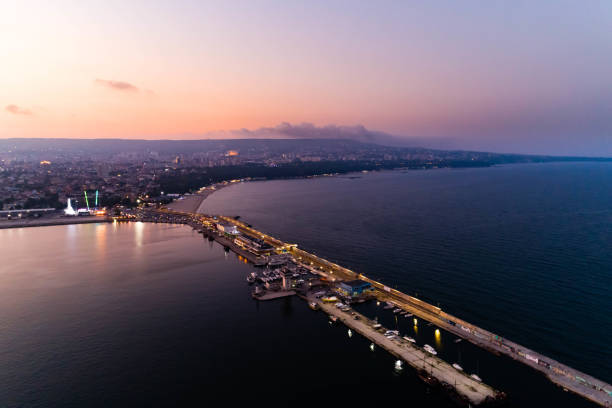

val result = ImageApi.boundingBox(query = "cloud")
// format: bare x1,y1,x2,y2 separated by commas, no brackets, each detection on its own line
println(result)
227,122,393,143
94,78,139,92
5,104,33,116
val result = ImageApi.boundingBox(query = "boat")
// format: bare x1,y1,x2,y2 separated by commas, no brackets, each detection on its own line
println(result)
383,302,395,310
372,323,382,329
452,363,463,371
309,302,319,310
470,374,482,382
405,313,413,317
423,344,437,355
329,315,338,322
403,336,416,343
454,338,462,343
393,308,402,314
246,276,255,284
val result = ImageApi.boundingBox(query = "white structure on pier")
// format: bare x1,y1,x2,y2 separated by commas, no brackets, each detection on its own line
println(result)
64,198,77,216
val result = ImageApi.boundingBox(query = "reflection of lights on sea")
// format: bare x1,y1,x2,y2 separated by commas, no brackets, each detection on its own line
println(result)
395,360,403,371
435,328,442,348
348,329,352,338
413,318,418,325
370,343,375,351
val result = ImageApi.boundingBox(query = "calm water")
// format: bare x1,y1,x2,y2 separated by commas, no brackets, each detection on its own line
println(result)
1,162,610,407
201,164,612,376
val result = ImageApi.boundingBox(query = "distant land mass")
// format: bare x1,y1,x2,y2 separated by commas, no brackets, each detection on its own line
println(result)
1,138,610,207
1,137,611,161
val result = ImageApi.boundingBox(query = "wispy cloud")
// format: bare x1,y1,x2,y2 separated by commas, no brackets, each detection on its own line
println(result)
94,78,139,92
5,104,33,116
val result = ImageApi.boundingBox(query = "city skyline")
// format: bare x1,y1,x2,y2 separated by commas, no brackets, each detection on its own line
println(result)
2,1,612,156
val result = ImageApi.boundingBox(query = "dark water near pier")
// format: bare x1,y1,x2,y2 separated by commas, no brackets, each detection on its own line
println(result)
1,162,610,407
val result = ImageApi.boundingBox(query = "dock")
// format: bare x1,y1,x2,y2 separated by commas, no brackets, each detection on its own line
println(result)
133,208,612,407
315,298,503,406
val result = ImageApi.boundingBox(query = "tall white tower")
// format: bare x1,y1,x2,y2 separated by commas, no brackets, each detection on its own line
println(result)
64,198,77,216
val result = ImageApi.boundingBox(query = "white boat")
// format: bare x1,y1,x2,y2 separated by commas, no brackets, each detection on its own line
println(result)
372,324,382,329
393,308,402,314
383,302,394,310
454,338,462,343
423,344,437,355
329,315,338,322
403,336,416,343
452,363,463,371
385,330,399,336
405,313,413,317
470,374,482,382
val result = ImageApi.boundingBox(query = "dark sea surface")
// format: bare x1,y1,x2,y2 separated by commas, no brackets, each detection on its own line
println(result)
1,162,610,407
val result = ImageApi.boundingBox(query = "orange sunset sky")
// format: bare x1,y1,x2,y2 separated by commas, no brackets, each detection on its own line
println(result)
2,1,611,155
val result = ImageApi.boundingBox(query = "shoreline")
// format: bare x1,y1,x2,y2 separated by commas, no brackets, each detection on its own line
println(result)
165,161,612,216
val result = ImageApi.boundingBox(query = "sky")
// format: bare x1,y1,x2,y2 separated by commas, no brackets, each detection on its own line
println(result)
1,0,611,155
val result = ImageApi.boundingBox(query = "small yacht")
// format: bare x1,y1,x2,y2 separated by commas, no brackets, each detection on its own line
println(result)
423,344,437,355
403,336,416,343
309,302,319,310
452,363,463,371
454,338,462,343
470,374,482,382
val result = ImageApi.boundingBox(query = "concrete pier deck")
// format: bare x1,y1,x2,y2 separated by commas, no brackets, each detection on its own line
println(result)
315,298,502,406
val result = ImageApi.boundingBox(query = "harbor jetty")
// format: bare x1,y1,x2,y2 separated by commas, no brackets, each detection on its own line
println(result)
315,297,502,406
125,207,612,407
0,215,111,230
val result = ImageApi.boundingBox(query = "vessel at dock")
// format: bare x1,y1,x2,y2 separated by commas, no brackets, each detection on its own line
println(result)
424,344,437,355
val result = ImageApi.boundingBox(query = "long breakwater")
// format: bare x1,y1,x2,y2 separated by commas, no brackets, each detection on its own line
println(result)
137,208,612,407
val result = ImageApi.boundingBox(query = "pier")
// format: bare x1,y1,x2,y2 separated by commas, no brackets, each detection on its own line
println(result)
137,208,612,407
315,298,502,406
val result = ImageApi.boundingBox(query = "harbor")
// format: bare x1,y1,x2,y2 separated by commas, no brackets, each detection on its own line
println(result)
125,207,612,407
314,297,503,406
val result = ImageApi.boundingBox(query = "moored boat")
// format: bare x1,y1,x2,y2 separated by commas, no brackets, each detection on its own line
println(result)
423,344,437,355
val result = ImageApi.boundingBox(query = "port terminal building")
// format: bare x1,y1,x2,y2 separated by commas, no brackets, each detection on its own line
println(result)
337,280,373,298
